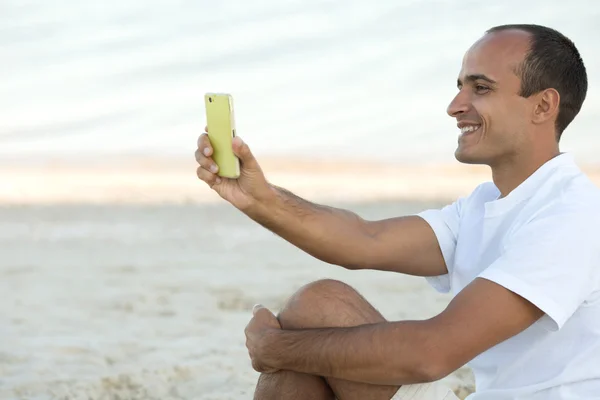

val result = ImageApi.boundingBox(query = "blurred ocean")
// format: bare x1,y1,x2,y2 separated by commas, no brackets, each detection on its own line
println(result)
1,0,599,164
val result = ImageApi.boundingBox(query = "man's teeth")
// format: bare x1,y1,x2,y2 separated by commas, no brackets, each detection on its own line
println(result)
460,125,480,134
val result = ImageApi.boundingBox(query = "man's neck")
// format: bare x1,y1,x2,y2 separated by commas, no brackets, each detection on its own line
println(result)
491,149,561,198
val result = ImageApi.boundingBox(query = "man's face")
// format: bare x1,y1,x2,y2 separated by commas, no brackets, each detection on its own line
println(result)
447,30,536,166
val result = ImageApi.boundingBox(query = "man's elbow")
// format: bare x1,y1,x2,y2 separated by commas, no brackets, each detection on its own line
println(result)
387,324,460,385
388,350,453,384
410,356,453,384
420,347,466,384
336,247,377,270
411,337,461,383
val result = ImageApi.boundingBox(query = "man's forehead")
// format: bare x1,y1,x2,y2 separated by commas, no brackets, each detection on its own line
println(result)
459,30,531,81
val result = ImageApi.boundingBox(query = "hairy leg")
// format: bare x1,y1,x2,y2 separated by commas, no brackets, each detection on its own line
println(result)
253,279,401,400
253,369,334,400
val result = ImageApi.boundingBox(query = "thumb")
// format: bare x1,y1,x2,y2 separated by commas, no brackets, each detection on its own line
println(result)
253,303,265,316
232,136,260,170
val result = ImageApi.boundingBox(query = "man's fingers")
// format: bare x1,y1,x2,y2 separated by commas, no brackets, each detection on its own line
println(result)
233,136,259,170
196,166,220,186
253,304,265,316
195,149,219,173
251,360,262,373
197,133,212,156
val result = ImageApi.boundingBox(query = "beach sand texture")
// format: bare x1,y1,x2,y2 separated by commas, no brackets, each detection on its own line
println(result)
3,158,599,399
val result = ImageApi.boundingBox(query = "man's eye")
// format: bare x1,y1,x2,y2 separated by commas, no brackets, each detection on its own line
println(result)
475,85,490,92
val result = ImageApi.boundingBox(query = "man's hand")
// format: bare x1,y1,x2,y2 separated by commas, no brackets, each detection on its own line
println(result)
237,279,545,386
245,304,282,373
195,127,273,211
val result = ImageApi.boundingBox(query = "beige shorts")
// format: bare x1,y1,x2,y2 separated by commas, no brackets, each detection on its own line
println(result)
392,381,459,400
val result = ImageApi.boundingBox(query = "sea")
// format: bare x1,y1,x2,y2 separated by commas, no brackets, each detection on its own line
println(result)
1,0,599,165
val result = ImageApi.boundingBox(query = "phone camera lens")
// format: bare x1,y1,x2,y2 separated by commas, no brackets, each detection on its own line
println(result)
209,97,213,103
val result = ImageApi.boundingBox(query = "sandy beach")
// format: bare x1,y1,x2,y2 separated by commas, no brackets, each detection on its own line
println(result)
2,157,599,399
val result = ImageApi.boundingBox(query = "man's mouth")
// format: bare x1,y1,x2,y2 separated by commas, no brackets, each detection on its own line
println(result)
460,125,480,134
459,124,481,138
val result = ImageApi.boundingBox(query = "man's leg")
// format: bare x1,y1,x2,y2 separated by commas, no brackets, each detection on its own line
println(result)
253,369,335,400
253,279,401,400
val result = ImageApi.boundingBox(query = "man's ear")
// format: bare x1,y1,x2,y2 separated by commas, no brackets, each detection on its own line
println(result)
532,88,560,126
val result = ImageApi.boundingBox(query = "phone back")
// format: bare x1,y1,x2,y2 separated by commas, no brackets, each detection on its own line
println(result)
204,93,240,178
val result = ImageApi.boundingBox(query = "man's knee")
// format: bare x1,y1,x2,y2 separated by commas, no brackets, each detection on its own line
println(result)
277,279,384,330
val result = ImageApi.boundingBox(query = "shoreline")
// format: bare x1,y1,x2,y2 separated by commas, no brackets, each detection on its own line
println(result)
2,155,599,205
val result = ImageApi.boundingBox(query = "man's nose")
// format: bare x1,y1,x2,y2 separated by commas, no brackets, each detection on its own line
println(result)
447,91,470,117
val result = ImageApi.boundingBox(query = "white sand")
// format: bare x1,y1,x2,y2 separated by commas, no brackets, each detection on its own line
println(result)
2,157,598,399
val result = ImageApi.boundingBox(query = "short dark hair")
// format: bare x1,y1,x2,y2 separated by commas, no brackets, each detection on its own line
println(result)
486,24,588,141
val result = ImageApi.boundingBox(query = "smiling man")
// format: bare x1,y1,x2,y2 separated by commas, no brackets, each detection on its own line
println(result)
195,24,600,399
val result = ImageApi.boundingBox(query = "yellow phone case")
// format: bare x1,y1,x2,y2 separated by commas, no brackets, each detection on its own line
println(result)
204,93,240,179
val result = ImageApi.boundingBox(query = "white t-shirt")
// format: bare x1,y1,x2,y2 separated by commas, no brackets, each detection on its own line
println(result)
417,153,600,400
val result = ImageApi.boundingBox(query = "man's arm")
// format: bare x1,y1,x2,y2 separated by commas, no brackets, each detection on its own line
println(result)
258,277,544,385
197,132,449,277
246,184,447,276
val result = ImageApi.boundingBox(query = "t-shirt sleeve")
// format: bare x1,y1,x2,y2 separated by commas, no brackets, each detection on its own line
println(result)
417,198,464,293
478,206,600,331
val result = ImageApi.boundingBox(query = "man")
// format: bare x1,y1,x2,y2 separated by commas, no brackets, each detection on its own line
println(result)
195,24,600,400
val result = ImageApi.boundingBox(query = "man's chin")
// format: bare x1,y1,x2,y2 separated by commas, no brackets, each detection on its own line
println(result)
454,148,486,165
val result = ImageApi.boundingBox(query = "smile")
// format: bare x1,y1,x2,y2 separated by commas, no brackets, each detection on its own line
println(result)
460,125,481,134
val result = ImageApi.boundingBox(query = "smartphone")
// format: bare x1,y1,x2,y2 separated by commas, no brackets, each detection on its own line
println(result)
204,93,240,179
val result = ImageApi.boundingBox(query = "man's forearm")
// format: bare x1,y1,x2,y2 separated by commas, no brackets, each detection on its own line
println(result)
245,184,375,269
263,321,445,386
